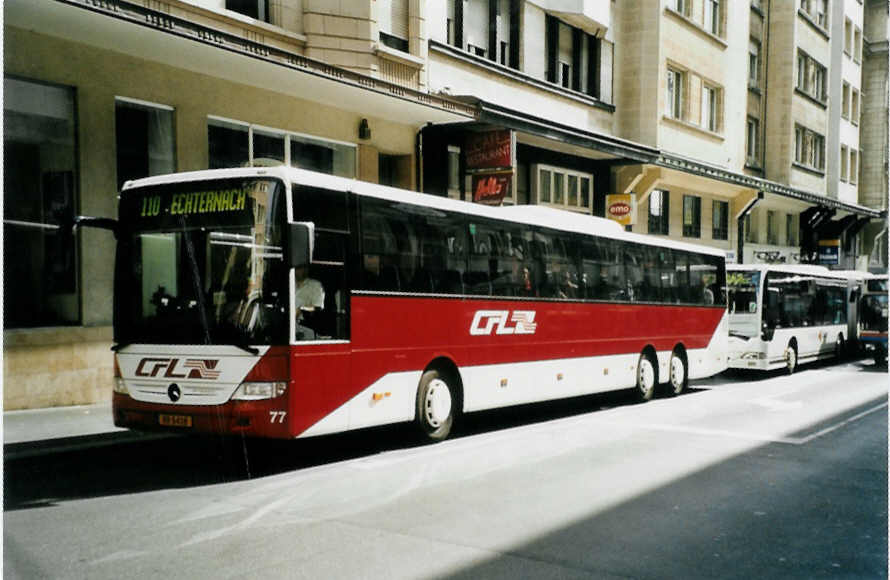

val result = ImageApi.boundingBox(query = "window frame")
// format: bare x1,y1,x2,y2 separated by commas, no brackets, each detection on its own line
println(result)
682,194,701,239
648,189,671,236
666,66,685,120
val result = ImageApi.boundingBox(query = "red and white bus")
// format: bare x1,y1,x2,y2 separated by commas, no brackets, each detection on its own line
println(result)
110,166,728,441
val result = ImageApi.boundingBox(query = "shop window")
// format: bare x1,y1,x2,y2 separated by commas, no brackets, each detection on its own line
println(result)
4,77,79,327
447,145,461,200
533,164,593,213
115,98,175,190
767,210,778,245
786,214,799,246
712,200,729,241
682,195,701,238
208,117,356,177
226,0,270,23
745,212,757,243
648,190,670,235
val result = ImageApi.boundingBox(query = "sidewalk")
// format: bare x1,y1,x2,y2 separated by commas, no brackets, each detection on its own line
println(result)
4,403,164,460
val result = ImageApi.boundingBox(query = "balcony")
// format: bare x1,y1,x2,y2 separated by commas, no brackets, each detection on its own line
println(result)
532,0,610,34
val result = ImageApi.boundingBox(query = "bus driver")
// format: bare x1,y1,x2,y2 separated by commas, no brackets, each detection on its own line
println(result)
295,263,324,339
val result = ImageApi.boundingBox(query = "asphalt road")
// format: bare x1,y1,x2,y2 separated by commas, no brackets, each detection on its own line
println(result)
4,359,887,579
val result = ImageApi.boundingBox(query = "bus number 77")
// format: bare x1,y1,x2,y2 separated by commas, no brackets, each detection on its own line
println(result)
269,411,287,423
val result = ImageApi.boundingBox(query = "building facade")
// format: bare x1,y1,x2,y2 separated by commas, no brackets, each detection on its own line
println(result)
4,0,887,410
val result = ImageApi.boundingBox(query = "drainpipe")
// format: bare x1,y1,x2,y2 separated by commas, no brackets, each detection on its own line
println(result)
737,191,764,264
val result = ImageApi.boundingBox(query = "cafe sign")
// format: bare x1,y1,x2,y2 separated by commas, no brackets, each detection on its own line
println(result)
465,130,515,171
472,171,513,206
605,193,636,226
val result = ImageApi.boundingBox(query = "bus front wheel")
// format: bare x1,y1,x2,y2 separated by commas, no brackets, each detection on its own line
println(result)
785,342,798,375
636,351,657,401
416,369,456,442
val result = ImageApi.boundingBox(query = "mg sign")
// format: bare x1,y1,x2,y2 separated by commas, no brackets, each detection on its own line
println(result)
606,194,636,226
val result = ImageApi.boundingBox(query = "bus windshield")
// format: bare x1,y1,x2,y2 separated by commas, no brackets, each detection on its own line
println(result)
727,271,760,315
114,178,288,347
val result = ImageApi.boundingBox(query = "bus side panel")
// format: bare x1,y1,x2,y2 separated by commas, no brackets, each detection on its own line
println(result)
288,342,352,437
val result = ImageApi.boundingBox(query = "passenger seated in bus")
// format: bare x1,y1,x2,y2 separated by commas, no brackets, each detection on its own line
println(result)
558,270,579,299
295,262,325,340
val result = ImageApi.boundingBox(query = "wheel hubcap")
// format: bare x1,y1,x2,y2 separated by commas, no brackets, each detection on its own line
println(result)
424,378,452,428
670,357,685,391
639,360,655,392
787,348,796,370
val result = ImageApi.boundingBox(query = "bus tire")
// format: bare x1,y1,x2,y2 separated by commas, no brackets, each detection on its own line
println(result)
785,341,798,375
415,369,456,442
636,351,658,402
668,350,688,396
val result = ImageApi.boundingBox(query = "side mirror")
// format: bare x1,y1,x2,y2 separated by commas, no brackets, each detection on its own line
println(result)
761,320,775,342
288,222,314,268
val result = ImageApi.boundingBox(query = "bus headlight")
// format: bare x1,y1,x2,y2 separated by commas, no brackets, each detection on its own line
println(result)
232,382,287,400
113,377,129,395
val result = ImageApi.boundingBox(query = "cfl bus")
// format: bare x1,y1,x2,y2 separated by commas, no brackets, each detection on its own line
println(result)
858,274,888,365
108,166,727,441
726,264,856,373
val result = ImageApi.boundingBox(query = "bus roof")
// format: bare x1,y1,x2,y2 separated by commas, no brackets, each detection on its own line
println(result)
123,166,726,258
726,263,864,279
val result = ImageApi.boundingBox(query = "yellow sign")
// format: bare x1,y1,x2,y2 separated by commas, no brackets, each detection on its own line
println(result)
605,193,636,226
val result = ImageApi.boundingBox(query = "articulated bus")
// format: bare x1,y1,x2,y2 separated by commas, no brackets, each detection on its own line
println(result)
110,166,727,441
726,264,856,373
858,274,888,365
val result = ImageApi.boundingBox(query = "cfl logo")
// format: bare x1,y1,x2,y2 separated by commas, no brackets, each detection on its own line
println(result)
470,310,538,336
134,357,222,380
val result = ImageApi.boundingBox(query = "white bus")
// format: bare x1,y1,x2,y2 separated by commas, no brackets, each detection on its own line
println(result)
727,264,856,373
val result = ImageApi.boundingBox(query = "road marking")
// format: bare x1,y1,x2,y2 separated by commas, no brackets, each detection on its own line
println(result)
793,401,888,444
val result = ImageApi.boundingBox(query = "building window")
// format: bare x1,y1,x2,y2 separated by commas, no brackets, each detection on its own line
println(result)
841,144,849,181
666,67,685,119
546,14,602,97
208,117,356,177
746,117,760,165
854,27,862,62
533,164,592,213
842,82,851,119
4,77,79,327
115,98,175,190
851,88,860,124
786,214,798,246
704,0,722,36
767,210,779,245
670,0,689,16
682,195,701,238
226,0,270,23
794,124,825,172
749,39,761,88
796,50,827,102
379,0,409,52
801,0,828,28
845,18,852,55
700,84,721,133
712,200,729,241
648,190,670,235
465,0,490,58
850,149,858,185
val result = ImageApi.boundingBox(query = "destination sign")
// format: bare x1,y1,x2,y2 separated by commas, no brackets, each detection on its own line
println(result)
120,178,279,230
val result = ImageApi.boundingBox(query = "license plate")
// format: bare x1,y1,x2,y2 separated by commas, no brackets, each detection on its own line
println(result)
159,414,192,428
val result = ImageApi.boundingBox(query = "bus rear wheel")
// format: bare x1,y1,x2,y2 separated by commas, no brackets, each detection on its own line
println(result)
668,351,688,396
636,351,657,401
415,369,456,442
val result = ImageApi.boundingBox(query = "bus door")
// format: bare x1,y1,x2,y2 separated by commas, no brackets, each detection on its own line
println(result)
288,184,353,435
